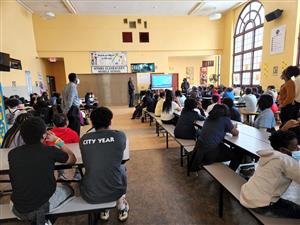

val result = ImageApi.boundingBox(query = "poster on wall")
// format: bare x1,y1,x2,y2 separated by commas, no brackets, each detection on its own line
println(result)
25,70,33,95
186,66,194,83
91,51,128,73
270,25,286,55
200,67,207,85
0,83,8,145
38,73,46,94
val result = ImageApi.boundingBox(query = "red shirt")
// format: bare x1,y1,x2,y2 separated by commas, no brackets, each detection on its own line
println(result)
49,127,79,145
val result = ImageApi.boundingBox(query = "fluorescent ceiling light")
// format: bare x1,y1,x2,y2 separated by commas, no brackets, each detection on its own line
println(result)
62,0,77,14
188,2,205,16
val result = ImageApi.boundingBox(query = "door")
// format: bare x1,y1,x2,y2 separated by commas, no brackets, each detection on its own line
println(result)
47,76,57,95
172,73,179,90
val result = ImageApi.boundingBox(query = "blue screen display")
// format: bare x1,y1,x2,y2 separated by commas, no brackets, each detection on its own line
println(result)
151,74,172,89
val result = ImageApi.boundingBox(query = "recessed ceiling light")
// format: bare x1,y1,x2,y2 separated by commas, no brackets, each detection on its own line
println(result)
45,11,55,18
209,13,222,21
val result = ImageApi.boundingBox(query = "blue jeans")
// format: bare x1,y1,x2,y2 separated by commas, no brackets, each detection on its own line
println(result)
252,198,300,219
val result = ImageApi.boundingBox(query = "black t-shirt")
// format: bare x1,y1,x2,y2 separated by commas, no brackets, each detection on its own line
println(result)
8,143,68,213
174,110,204,139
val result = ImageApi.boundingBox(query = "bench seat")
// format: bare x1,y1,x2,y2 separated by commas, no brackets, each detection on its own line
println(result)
0,197,116,224
204,163,300,225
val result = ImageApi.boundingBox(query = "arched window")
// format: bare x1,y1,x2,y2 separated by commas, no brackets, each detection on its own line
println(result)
232,1,264,86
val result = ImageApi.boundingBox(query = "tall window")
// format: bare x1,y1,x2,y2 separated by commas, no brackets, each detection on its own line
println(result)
233,1,264,86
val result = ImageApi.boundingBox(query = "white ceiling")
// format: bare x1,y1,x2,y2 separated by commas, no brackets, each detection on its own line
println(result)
18,0,246,16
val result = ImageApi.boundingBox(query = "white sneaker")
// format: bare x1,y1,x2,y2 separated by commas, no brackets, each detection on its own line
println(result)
118,200,129,222
100,210,110,221
45,220,52,225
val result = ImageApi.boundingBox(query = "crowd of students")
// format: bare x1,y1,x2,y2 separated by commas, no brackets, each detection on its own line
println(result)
131,66,300,219
2,65,300,224
2,74,128,225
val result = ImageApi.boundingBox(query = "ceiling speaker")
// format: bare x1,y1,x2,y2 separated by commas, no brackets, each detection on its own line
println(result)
265,9,283,22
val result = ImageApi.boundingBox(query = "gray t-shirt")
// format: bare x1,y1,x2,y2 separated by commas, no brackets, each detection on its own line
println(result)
80,129,128,203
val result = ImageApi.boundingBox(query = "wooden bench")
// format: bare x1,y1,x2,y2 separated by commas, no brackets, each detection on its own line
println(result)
203,163,300,225
0,197,116,225
159,123,195,168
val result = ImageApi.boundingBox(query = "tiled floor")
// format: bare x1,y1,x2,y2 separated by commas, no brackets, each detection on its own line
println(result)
1,106,259,225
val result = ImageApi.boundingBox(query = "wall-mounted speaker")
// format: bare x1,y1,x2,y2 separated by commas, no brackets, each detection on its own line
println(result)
265,9,283,22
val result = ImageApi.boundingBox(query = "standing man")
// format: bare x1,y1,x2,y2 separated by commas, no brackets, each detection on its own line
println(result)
62,73,81,135
128,77,135,107
181,78,190,95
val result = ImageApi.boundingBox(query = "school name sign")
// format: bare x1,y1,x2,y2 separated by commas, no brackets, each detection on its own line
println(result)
90,51,128,73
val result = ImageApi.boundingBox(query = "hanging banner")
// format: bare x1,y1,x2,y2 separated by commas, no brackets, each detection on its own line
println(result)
91,51,128,73
0,83,8,145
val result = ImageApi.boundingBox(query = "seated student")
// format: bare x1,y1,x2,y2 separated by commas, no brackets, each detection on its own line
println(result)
9,117,76,224
1,113,32,149
174,90,186,108
6,98,26,125
189,104,241,172
240,87,257,113
222,97,241,122
254,94,276,131
161,89,181,125
80,107,129,221
240,130,300,218
174,98,205,140
155,91,165,117
33,97,52,124
223,87,235,101
131,90,153,119
206,95,219,114
46,114,80,181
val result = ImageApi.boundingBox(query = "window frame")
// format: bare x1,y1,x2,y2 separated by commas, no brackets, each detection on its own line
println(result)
232,0,264,87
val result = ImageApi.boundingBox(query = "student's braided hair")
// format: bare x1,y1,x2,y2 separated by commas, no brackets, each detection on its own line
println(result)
1,112,33,148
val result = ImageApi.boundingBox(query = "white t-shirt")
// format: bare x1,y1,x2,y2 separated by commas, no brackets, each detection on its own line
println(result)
242,94,257,113
206,103,217,114
161,101,179,121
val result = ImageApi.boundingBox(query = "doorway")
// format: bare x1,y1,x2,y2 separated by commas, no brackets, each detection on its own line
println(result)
47,76,56,95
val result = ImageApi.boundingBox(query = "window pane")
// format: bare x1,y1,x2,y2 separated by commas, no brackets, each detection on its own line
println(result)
255,14,261,26
250,11,256,20
251,2,262,11
254,27,264,48
253,50,262,70
240,22,245,33
242,72,251,85
244,31,253,50
253,71,261,85
259,7,265,24
234,55,242,72
233,73,240,85
234,36,242,53
243,52,252,70
236,19,242,35
245,22,254,31
241,5,250,20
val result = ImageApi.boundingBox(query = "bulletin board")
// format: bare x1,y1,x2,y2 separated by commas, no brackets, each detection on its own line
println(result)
0,83,7,145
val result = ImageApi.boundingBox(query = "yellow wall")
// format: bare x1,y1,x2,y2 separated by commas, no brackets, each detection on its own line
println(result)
42,59,67,93
0,0,47,97
221,0,300,89
32,14,224,88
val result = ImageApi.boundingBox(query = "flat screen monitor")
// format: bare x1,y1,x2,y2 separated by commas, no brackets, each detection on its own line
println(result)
0,52,10,72
131,63,155,73
151,74,173,89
